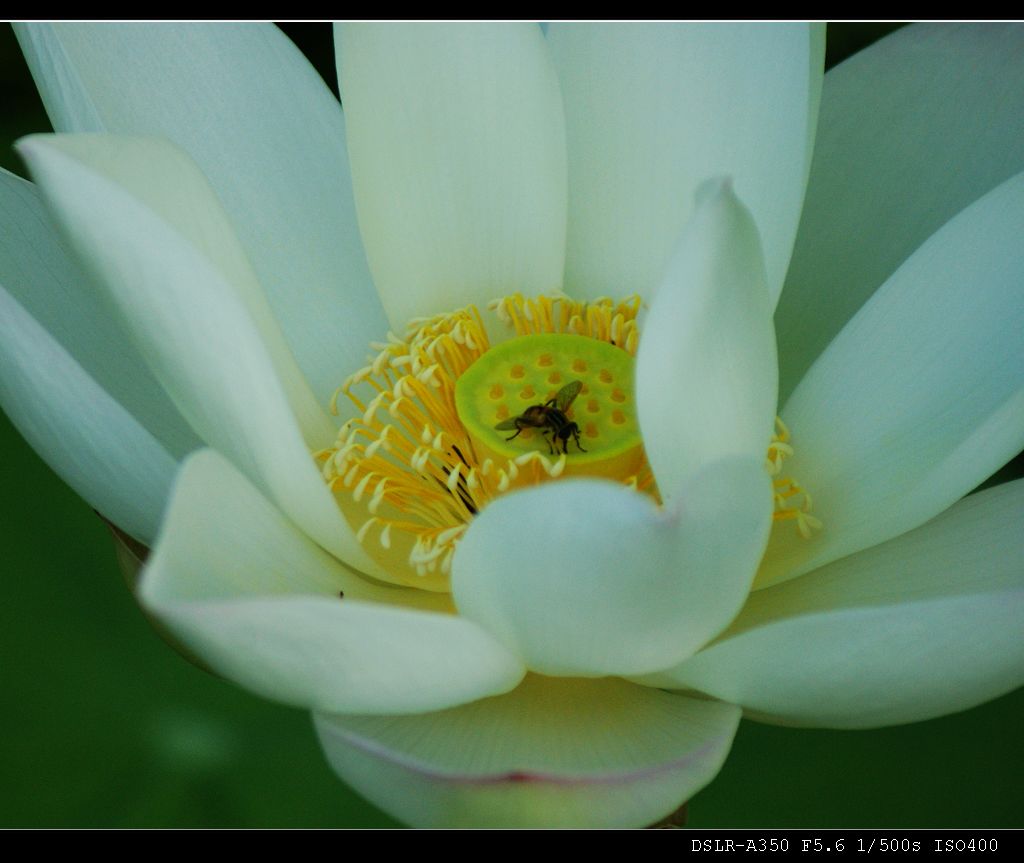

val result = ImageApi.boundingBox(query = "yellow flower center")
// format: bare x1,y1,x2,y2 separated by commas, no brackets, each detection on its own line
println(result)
454,333,645,481
316,292,818,591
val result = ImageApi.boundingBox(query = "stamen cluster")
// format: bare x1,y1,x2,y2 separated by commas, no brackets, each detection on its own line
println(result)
316,293,819,585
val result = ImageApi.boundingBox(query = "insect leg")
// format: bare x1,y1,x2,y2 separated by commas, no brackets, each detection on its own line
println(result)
572,425,587,453
543,429,557,455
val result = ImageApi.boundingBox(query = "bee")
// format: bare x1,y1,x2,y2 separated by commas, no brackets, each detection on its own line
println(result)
495,380,587,456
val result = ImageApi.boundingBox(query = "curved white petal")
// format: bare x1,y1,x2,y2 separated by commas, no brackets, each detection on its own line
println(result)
636,179,777,500
140,448,525,714
0,167,198,459
315,675,740,828
20,134,389,580
15,22,387,405
759,170,1024,588
777,23,1024,401
337,23,566,329
452,457,771,677
649,480,1024,728
547,22,822,306
0,286,175,544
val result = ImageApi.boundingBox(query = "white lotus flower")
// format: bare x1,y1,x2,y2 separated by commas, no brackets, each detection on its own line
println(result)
1,22,1022,828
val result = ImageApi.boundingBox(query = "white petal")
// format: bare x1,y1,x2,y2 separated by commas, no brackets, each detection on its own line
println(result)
315,675,740,828
15,22,387,405
636,179,777,501
547,22,823,306
649,480,1024,728
20,134,388,580
337,23,566,329
452,457,771,677
0,167,198,459
140,448,524,714
778,24,1024,401
759,170,1024,588
0,286,175,543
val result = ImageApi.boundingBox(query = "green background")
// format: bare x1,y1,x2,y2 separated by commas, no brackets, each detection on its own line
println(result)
1,23,1021,828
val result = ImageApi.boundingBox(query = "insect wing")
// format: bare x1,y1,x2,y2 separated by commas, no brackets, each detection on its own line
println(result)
555,380,583,412
494,417,520,431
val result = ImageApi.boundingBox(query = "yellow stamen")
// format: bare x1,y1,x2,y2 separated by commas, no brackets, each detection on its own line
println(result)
766,416,821,536
489,292,643,353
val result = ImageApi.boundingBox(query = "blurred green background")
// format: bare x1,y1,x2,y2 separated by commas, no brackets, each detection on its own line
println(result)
1,23,1021,828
